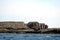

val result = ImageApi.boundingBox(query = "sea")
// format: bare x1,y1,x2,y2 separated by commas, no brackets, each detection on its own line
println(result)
0,33,60,40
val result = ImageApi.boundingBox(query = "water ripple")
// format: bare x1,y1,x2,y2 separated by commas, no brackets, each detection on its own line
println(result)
0,33,60,40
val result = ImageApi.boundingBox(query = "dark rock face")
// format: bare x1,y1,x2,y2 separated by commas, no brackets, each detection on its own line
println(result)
45,25,48,29
27,22,48,31
27,22,39,31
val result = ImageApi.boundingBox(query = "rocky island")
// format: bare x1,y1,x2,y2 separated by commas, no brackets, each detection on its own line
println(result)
0,21,60,34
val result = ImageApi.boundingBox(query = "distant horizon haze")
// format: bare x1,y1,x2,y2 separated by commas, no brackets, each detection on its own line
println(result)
0,0,60,28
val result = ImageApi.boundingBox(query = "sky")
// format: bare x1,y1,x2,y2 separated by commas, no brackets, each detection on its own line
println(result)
0,0,60,28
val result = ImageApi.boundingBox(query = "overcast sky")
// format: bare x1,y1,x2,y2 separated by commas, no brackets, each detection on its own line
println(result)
0,0,60,28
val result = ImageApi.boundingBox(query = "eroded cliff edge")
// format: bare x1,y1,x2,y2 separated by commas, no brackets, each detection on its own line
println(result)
0,21,60,34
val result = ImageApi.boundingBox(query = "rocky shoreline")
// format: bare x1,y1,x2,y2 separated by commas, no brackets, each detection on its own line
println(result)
0,28,60,34
0,21,60,34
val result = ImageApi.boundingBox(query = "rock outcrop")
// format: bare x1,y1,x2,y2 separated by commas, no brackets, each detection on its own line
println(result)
27,22,48,31
0,21,49,33
0,22,26,29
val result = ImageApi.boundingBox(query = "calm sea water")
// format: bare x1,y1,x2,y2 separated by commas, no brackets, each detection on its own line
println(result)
0,33,60,40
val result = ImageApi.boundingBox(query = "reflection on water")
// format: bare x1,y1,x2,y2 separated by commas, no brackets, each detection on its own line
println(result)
0,33,60,40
